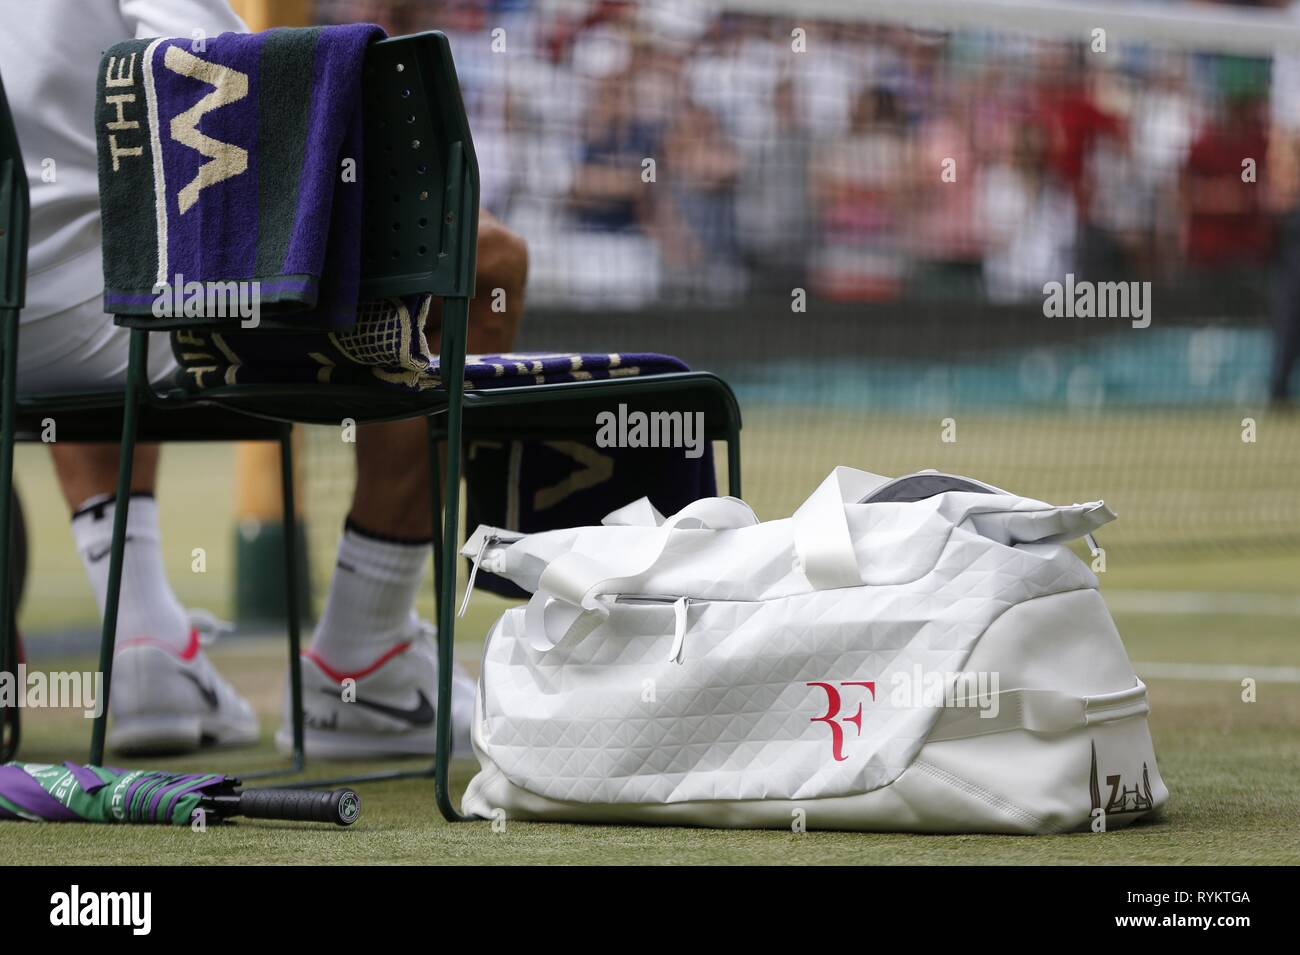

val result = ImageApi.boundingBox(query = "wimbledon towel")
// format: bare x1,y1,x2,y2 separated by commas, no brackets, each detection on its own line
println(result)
172,297,710,392
171,306,699,391
96,24,384,324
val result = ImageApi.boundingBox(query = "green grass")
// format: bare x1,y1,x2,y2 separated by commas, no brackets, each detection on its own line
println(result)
7,600,1300,865
7,428,1300,865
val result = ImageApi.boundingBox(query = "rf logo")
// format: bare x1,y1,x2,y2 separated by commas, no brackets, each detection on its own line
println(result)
807,681,876,761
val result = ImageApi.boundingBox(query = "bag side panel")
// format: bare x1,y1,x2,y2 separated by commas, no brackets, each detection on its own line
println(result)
897,587,1168,833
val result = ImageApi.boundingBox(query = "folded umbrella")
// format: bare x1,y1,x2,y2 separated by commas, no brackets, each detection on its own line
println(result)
0,762,359,826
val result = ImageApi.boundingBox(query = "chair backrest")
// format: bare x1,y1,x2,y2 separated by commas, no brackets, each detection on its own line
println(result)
0,70,29,313
360,32,479,303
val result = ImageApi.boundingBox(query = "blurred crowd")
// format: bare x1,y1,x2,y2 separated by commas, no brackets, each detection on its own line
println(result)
318,0,1300,313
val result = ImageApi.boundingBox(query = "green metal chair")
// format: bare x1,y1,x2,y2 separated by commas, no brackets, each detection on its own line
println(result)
1,32,742,819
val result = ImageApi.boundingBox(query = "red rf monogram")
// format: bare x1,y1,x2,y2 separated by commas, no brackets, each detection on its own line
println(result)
807,681,877,761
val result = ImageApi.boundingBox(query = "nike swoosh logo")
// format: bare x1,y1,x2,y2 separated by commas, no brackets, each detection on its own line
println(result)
178,671,219,709
325,689,436,727
87,536,134,563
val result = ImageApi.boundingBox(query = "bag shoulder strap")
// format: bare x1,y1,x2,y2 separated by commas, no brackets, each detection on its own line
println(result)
538,496,757,610
792,467,891,589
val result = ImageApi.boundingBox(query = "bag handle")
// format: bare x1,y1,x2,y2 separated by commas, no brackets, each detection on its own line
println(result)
525,496,758,652
927,680,1149,742
792,467,891,590
792,467,1115,588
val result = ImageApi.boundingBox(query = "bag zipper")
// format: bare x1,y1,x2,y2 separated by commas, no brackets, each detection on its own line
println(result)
610,595,698,664
460,533,510,618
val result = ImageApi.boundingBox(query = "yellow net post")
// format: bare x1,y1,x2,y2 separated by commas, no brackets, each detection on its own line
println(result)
229,0,311,32
233,438,312,628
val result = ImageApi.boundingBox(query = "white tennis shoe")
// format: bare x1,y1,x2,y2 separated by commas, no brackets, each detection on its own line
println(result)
107,612,259,755
274,616,475,759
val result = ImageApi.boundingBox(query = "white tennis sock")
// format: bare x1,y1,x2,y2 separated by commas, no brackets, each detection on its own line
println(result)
308,521,430,672
71,494,192,651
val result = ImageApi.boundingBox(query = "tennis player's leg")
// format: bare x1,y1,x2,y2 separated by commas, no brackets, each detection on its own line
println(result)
21,297,258,754
279,211,528,757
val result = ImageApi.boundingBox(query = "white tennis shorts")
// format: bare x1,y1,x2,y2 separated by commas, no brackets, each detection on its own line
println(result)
16,295,178,396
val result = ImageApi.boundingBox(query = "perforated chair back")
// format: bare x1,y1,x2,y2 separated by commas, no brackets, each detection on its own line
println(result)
360,32,478,302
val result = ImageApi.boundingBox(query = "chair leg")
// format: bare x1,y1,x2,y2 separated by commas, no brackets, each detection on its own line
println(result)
0,613,16,761
434,298,472,822
280,425,305,772
430,416,470,821
0,310,19,761
89,330,147,765
429,420,444,626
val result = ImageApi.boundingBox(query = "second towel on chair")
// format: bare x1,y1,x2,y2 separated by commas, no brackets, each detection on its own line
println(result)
95,24,384,326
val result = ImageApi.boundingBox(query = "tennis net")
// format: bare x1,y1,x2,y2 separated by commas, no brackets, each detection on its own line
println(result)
302,0,1300,572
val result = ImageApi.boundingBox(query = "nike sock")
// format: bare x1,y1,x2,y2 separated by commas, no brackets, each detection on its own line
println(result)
308,520,431,673
71,493,192,651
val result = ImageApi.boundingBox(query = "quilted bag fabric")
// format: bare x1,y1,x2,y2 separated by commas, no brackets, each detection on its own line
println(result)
459,467,1167,833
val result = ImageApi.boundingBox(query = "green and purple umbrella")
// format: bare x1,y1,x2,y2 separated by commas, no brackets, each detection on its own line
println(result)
0,761,359,826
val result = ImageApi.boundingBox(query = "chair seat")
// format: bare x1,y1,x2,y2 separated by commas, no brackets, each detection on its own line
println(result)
15,392,285,442
157,371,741,435
153,382,451,428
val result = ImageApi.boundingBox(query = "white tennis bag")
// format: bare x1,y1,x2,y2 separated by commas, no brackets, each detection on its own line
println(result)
459,467,1167,833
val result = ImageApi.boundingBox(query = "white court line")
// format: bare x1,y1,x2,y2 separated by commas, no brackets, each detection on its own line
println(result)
1135,662,1300,684
1105,591,1300,617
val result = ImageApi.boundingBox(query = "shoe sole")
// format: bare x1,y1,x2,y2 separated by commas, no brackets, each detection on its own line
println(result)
109,715,204,756
273,726,469,760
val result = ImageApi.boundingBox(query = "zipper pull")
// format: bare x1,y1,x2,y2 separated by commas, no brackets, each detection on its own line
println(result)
459,534,497,618
668,597,689,664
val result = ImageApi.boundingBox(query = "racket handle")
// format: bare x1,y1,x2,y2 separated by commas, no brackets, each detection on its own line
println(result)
237,787,361,826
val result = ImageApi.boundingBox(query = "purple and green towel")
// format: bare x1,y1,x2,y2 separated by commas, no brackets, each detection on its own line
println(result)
0,761,229,825
171,304,699,391
96,24,384,325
